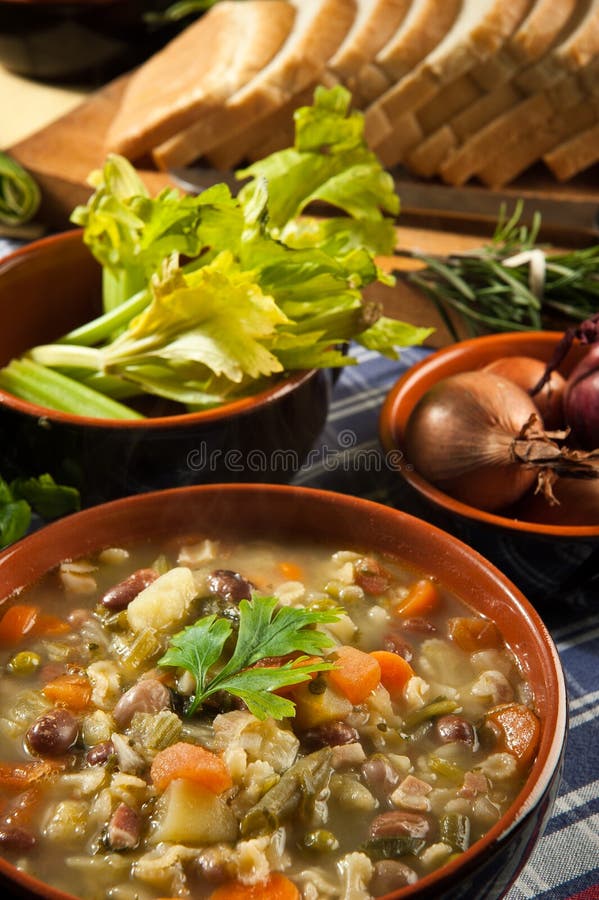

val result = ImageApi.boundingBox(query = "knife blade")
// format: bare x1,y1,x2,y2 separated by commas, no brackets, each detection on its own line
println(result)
395,177,599,237
169,165,599,238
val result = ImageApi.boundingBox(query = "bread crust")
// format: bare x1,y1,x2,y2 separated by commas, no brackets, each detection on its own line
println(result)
153,0,357,169
106,1,295,161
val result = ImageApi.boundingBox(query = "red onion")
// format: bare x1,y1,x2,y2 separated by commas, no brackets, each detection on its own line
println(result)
564,344,599,450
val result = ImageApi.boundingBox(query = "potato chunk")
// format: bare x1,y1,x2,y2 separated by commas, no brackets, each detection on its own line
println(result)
152,778,238,844
126,567,196,632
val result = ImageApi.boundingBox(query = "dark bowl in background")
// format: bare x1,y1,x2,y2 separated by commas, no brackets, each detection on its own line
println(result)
379,331,599,604
0,0,183,83
0,483,568,900
0,231,334,505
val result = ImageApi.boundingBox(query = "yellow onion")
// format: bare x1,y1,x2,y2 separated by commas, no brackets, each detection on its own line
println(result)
405,371,540,512
483,356,565,429
516,478,599,527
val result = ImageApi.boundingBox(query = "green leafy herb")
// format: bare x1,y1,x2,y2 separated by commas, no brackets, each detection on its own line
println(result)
159,595,341,719
397,202,599,338
0,473,80,550
1,87,432,416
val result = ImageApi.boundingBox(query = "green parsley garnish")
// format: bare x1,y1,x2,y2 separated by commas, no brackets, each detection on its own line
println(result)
158,595,341,720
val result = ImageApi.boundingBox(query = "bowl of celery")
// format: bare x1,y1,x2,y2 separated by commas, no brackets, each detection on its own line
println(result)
0,88,429,506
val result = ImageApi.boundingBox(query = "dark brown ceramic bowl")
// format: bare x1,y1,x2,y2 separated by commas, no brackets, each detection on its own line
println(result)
0,483,566,900
0,231,333,505
0,0,180,82
379,331,599,601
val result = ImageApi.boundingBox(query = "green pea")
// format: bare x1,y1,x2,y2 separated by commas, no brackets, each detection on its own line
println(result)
8,651,41,675
303,829,340,853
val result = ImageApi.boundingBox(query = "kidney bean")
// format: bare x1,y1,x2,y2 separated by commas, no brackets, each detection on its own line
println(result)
195,853,230,884
302,721,360,751
435,714,476,746
370,860,417,895
86,740,115,766
99,568,159,611
369,811,431,840
0,826,36,851
361,756,401,801
208,569,252,602
382,631,414,662
354,558,391,595
399,617,437,634
26,708,78,757
113,678,171,729
107,802,140,850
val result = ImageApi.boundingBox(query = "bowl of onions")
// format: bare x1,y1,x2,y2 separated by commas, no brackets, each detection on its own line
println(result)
379,328,599,601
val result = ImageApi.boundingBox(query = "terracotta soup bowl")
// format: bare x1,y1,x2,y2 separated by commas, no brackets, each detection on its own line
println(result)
0,484,567,900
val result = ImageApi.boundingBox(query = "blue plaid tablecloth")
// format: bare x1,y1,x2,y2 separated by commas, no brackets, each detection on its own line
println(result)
1,237,597,899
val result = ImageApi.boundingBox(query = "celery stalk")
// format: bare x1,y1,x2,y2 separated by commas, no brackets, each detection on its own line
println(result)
58,289,150,347
0,359,144,419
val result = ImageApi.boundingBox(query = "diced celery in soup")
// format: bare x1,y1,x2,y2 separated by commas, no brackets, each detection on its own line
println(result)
0,538,539,900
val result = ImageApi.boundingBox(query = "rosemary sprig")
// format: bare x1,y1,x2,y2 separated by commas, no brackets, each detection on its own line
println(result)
395,203,599,340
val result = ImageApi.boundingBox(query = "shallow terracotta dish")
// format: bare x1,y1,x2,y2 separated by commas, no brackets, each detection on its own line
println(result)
0,231,333,505
0,484,567,900
379,331,598,599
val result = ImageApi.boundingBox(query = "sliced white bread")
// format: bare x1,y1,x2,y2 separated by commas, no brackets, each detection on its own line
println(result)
105,0,295,161
205,0,410,171
479,92,599,186
544,116,599,179
470,0,599,186
436,0,599,185
406,0,580,177
152,0,357,170
355,0,462,105
365,0,533,155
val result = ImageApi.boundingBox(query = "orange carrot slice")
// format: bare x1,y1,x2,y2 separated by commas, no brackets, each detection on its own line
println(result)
483,703,541,771
395,578,439,618
42,673,92,710
278,561,303,582
328,645,381,705
0,605,40,646
209,873,300,900
448,617,503,652
370,650,414,696
150,742,232,794
0,760,64,791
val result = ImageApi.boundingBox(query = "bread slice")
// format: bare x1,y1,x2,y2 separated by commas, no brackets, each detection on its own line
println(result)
365,0,533,159
544,116,599,179
152,0,357,170
105,0,296,161
479,93,599,186
408,0,578,140
477,74,599,186
468,0,599,186
437,0,599,185
406,0,579,176
206,0,410,170
356,0,462,104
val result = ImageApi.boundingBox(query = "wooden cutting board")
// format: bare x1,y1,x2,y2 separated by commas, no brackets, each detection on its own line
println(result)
9,74,175,227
